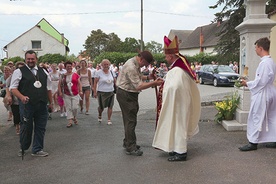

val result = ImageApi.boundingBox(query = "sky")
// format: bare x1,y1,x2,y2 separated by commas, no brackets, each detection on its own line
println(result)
0,0,223,59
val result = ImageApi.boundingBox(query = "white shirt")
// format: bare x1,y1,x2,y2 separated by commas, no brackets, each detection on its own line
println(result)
9,65,52,91
58,68,67,75
88,67,96,78
95,69,115,92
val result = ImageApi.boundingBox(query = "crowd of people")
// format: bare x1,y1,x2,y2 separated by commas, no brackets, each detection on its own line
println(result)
0,54,121,157
0,36,275,161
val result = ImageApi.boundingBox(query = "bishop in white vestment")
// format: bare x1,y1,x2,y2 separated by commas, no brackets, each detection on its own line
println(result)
152,36,201,161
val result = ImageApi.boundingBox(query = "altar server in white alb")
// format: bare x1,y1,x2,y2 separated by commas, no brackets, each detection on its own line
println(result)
239,37,276,151
152,35,201,161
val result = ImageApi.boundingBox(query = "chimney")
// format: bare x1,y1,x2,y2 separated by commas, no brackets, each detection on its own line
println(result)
217,19,222,27
199,27,204,53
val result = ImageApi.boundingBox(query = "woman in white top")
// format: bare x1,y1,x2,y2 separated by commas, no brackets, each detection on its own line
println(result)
77,60,92,115
2,66,13,121
93,59,116,125
49,63,60,112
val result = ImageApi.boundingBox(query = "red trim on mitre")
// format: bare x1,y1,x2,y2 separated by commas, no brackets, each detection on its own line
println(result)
172,53,197,81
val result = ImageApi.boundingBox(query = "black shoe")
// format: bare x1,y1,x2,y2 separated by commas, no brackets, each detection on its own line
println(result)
125,149,143,156
123,144,140,150
169,152,177,156
266,142,276,148
239,143,258,151
168,153,187,162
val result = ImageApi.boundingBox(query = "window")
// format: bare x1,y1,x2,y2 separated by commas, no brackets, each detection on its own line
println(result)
32,41,41,50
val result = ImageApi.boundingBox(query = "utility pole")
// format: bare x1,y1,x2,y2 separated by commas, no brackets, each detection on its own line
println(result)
140,0,144,51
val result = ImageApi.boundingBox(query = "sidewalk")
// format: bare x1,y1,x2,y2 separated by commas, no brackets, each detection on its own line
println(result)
0,87,275,184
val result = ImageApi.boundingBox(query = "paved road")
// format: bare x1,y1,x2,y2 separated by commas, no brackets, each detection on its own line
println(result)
0,84,234,125
1,85,276,184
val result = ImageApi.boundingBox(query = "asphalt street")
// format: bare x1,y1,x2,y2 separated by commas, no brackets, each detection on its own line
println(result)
1,85,276,184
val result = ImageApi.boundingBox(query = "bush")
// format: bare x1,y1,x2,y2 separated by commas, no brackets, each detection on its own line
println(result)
186,53,219,65
38,53,67,64
1,56,24,66
94,52,166,66
93,51,235,67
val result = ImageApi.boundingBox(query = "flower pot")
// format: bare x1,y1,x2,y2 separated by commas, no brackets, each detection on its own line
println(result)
224,113,234,120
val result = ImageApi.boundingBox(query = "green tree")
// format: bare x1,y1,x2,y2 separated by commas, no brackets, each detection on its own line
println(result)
106,33,123,52
120,37,141,53
83,29,164,57
84,29,109,59
145,41,163,53
209,0,245,61
267,0,276,12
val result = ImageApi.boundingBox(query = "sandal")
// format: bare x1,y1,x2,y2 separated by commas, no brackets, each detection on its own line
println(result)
66,123,72,128
73,118,78,125
107,120,112,125
98,116,102,123
16,125,20,135
85,111,89,115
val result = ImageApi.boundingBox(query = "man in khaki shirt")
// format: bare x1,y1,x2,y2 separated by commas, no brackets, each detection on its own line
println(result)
116,51,163,156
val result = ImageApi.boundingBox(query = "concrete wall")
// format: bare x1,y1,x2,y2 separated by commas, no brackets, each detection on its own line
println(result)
270,13,276,61
6,26,66,58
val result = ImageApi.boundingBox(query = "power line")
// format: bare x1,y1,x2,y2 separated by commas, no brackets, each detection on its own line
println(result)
0,10,212,18
148,10,213,18
0,10,139,16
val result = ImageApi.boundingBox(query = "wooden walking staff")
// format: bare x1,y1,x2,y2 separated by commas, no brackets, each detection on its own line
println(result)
151,67,158,102
152,67,165,128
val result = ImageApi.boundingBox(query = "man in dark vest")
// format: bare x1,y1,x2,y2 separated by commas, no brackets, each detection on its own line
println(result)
10,50,53,157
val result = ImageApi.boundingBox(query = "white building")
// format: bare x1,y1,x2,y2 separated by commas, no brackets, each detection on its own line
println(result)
3,18,69,58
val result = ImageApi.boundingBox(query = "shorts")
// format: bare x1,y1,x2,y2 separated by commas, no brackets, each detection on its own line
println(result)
82,86,91,92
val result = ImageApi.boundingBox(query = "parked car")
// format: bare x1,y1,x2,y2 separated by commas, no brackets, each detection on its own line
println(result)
197,65,240,87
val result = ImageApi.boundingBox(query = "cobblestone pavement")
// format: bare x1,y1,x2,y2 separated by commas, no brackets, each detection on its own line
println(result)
1,85,276,184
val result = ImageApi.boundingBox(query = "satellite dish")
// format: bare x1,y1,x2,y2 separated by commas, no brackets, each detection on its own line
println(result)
22,45,28,52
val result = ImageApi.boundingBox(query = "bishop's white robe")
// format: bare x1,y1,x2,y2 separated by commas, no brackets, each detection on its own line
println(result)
247,55,276,143
152,67,201,153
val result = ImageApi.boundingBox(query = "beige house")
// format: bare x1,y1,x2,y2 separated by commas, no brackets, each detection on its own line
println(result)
168,21,226,56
